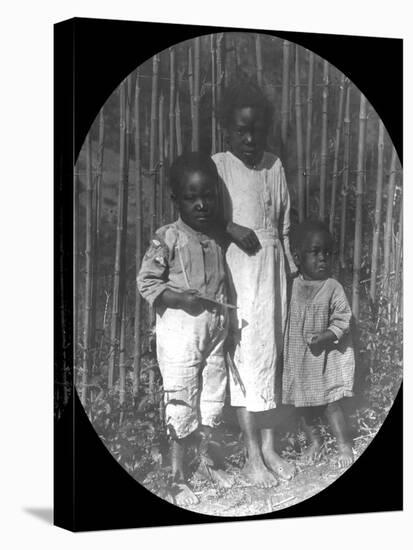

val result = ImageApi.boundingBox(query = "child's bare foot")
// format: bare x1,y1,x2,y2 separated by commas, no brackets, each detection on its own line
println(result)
336,443,354,468
196,460,234,488
262,447,295,480
301,440,322,463
172,482,199,507
241,456,279,488
208,467,234,488
324,401,354,468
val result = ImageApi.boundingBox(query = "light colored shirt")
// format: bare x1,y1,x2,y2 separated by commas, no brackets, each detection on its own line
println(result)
137,217,227,307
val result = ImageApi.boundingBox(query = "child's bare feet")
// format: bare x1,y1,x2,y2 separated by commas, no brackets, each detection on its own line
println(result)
172,482,199,507
336,442,354,468
301,440,322,463
241,455,279,488
262,447,295,480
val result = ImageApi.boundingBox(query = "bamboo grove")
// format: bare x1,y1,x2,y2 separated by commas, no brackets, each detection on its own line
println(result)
74,33,402,408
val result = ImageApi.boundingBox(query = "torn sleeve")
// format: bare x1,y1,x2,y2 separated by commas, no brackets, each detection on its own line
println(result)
137,234,170,307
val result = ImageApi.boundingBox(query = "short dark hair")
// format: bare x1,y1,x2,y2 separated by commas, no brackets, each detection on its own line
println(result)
168,152,219,196
290,220,333,253
219,81,273,130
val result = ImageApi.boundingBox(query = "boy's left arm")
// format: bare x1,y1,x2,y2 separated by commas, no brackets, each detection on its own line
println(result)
137,235,170,307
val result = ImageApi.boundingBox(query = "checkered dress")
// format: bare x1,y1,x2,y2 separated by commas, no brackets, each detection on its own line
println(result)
282,277,355,407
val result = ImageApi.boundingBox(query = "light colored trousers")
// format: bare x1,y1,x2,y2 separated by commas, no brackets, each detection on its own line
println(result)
156,305,228,439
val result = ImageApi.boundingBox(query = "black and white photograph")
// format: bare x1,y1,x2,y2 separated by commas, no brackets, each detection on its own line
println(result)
68,26,403,520
2,0,411,546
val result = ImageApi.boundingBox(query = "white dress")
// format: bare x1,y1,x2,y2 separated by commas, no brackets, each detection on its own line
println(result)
212,151,295,411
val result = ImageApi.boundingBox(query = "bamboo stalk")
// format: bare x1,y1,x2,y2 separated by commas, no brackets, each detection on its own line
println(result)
393,205,403,324
168,48,176,164
133,69,143,398
96,109,105,241
192,37,200,151
211,34,217,155
223,33,229,88
145,109,150,146
329,73,346,234
235,36,242,68
119,302,127,410
91,108,105,375
108,80,129,388
305,50,314,218
369,119,385,302
149,54,160,237
319,60,329,222
383,147,397,297
158,93,165,224
351,93,368,319
168,50,175,223
216,33,224,151
175,88,183,156
74,173,81,351
255,34,263,88
339,85,351,270
188,46,195,127
295,45,305,221
122,75,132,278
281,40,290,154
81,132,93,405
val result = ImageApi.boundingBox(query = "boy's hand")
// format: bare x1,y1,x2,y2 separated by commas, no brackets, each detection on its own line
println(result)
308,330,336,355
177,289,205,315
226,222,261,254
157,288,205,315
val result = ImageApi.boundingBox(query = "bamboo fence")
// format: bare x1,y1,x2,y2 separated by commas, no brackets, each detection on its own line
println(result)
75,34,402,407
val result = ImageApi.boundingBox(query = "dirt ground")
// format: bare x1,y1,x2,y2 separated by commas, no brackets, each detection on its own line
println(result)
142,414,372,517
185,437,370,517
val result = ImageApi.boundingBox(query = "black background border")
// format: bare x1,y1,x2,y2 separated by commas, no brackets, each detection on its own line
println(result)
54,18,403,532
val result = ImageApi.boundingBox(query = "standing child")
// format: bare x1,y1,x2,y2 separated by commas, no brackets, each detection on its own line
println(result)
138,152,232,507
213,83,297,487
283,220,355,467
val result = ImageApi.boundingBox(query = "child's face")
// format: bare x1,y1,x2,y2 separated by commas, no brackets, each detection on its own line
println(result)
294,231,333,281
228,107,268,167
173,170,218,233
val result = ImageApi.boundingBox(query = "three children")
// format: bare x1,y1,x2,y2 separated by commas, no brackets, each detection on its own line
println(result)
138,84,355,505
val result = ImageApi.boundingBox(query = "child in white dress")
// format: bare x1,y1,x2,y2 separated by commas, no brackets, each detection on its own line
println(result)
283,220,355,467
213,83,297,487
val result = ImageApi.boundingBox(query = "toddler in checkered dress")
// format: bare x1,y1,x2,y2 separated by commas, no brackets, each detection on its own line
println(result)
283,220,355,468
